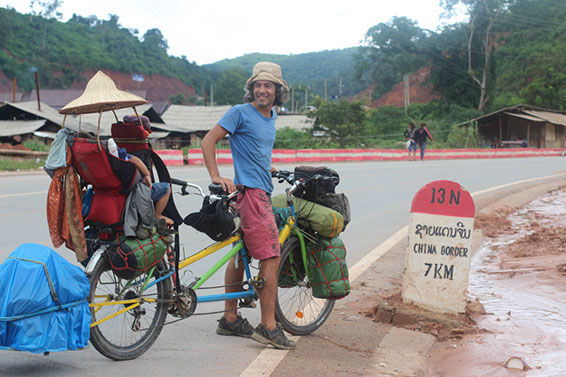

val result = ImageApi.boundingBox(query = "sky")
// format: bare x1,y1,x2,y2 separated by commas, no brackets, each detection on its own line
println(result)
2,0,464,65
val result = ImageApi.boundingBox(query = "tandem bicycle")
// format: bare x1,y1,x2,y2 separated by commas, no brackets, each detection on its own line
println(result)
85,170,339,360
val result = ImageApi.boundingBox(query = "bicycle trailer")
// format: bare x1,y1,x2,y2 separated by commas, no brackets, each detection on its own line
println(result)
0,243,91,353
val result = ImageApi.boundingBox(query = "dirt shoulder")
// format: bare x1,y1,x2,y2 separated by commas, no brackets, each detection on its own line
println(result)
271,175,566,377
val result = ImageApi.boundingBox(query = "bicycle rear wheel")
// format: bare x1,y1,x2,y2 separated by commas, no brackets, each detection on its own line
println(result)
88,253,172,360
275,236,335,335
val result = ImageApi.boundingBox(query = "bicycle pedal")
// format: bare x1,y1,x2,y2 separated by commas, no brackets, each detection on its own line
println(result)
239,298,256,309
250,277,265,289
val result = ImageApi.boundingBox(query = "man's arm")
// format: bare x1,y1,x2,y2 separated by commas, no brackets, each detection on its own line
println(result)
130,155,152,188
202,124,236,193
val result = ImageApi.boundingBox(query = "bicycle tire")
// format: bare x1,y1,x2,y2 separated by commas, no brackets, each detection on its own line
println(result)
275,236,335,335
88,252,172,360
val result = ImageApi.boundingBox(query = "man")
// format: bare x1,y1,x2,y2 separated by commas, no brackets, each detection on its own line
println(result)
201,62,295,350
403,122,417,161
414,123,433,160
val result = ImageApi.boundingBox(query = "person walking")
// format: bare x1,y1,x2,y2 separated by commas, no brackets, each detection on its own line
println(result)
201,62,296,349
414,123,433,160
403,122,417,161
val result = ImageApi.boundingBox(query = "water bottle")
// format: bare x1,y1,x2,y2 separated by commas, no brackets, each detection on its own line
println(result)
107,138,119,157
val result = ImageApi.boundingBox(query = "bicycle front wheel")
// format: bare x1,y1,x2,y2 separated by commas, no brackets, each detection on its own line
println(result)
88,253,172,360
275,236,335,335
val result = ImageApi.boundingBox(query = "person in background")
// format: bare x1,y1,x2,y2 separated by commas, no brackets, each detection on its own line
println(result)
201,62,295,350
403,122,417,161
521,138,528,148
414,123,434,160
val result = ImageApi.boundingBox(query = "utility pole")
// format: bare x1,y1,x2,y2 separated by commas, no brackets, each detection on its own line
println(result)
403,74,410,115
305,87,308,110
324,79,327,101
210,84,214,106
34,71,41,111
338,78,343,99
291,87,294,113
12,77,16,102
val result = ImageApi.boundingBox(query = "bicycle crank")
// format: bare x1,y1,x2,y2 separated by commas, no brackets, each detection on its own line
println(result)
169,285,197,318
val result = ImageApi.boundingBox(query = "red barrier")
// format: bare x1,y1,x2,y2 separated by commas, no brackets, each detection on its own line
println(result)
183,148,562,165
154,150,183,166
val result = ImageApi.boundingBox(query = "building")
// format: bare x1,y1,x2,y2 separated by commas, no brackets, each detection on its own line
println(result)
457,104,566,149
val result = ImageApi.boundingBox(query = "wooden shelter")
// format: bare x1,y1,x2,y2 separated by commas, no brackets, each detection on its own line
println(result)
458,105,566,148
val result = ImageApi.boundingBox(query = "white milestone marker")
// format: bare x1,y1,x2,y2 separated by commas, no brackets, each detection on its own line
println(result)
402,180,475,314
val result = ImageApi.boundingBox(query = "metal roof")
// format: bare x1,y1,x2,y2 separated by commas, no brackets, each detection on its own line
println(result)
275,114,311,131
161,105,233,132
161,105,310,133
456,105,566,127
504,112,545,122
0,120,46,137
523,110,566,127
64,104,166,136
3,101,81,128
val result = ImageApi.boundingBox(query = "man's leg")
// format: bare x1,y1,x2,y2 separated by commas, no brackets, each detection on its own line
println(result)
223,257,245,322
256,256,281,330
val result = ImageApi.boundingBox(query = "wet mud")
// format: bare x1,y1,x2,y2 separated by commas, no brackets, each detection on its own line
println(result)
426,190,566,377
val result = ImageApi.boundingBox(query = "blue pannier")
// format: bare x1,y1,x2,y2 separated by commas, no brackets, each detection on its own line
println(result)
0,243,91,353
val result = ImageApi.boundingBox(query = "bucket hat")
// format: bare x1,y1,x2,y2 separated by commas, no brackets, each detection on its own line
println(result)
59,71,147,115
245,62,288,90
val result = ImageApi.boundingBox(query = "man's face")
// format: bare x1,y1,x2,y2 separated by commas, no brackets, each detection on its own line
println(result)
253,80,276,107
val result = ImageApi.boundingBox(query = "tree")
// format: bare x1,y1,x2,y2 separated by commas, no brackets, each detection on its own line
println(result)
29,0,63,49
142,28,168,53
441,0,508,111
355,17,428,99
214,68,247,105
309,100,366,148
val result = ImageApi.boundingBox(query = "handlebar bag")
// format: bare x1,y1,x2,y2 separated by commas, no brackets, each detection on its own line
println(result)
307,236,350,300
293,166,340,201
272,195,344,238
107,233,169,280
184,197,240,242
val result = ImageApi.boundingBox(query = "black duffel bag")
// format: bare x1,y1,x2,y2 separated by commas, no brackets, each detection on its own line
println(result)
184,197,240,241
292,166,340,200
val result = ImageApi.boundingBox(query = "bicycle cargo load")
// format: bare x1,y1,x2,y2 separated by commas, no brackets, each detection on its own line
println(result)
107,234,169,279
272,195,344,238
292,166,339,200
307,236,350,300
0,243,91,353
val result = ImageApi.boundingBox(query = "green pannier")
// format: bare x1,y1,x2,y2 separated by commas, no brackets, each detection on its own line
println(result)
107,234,169,279
272,195,344,238
307,236,350,300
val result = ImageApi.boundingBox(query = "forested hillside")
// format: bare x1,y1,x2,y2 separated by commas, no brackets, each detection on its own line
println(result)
0,6,210,93
0,5,368,105
356,0,566,112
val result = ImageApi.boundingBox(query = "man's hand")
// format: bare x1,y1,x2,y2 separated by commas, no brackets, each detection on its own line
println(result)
212,175,236,193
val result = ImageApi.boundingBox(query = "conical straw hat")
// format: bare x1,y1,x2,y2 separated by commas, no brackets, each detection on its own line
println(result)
59,71,147,115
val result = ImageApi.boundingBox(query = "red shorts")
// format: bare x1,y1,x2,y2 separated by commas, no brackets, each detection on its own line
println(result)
237,188,280,260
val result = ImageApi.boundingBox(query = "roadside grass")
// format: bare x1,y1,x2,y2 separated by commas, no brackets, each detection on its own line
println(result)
0,158,46,171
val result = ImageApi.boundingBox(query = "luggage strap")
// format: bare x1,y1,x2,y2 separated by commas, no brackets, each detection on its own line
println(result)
7,257,63,310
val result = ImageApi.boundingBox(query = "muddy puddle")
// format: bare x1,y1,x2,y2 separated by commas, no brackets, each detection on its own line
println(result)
426,190,566,377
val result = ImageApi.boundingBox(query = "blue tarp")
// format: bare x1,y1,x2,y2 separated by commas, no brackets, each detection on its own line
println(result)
0,243,91,353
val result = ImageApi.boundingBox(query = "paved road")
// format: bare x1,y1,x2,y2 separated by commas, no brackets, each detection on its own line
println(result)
0,157,564,376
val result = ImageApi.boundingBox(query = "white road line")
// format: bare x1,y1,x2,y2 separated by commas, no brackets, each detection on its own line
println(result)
241,172,566,377
0,191,47,198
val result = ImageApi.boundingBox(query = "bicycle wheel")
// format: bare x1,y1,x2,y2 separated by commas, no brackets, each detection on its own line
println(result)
275,236,335,335
88,252,172,360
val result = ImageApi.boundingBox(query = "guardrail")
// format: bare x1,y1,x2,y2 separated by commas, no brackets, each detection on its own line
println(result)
177,148,563,166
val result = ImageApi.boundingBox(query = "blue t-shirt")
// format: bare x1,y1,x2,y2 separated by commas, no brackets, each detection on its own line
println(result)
218,103,277,193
